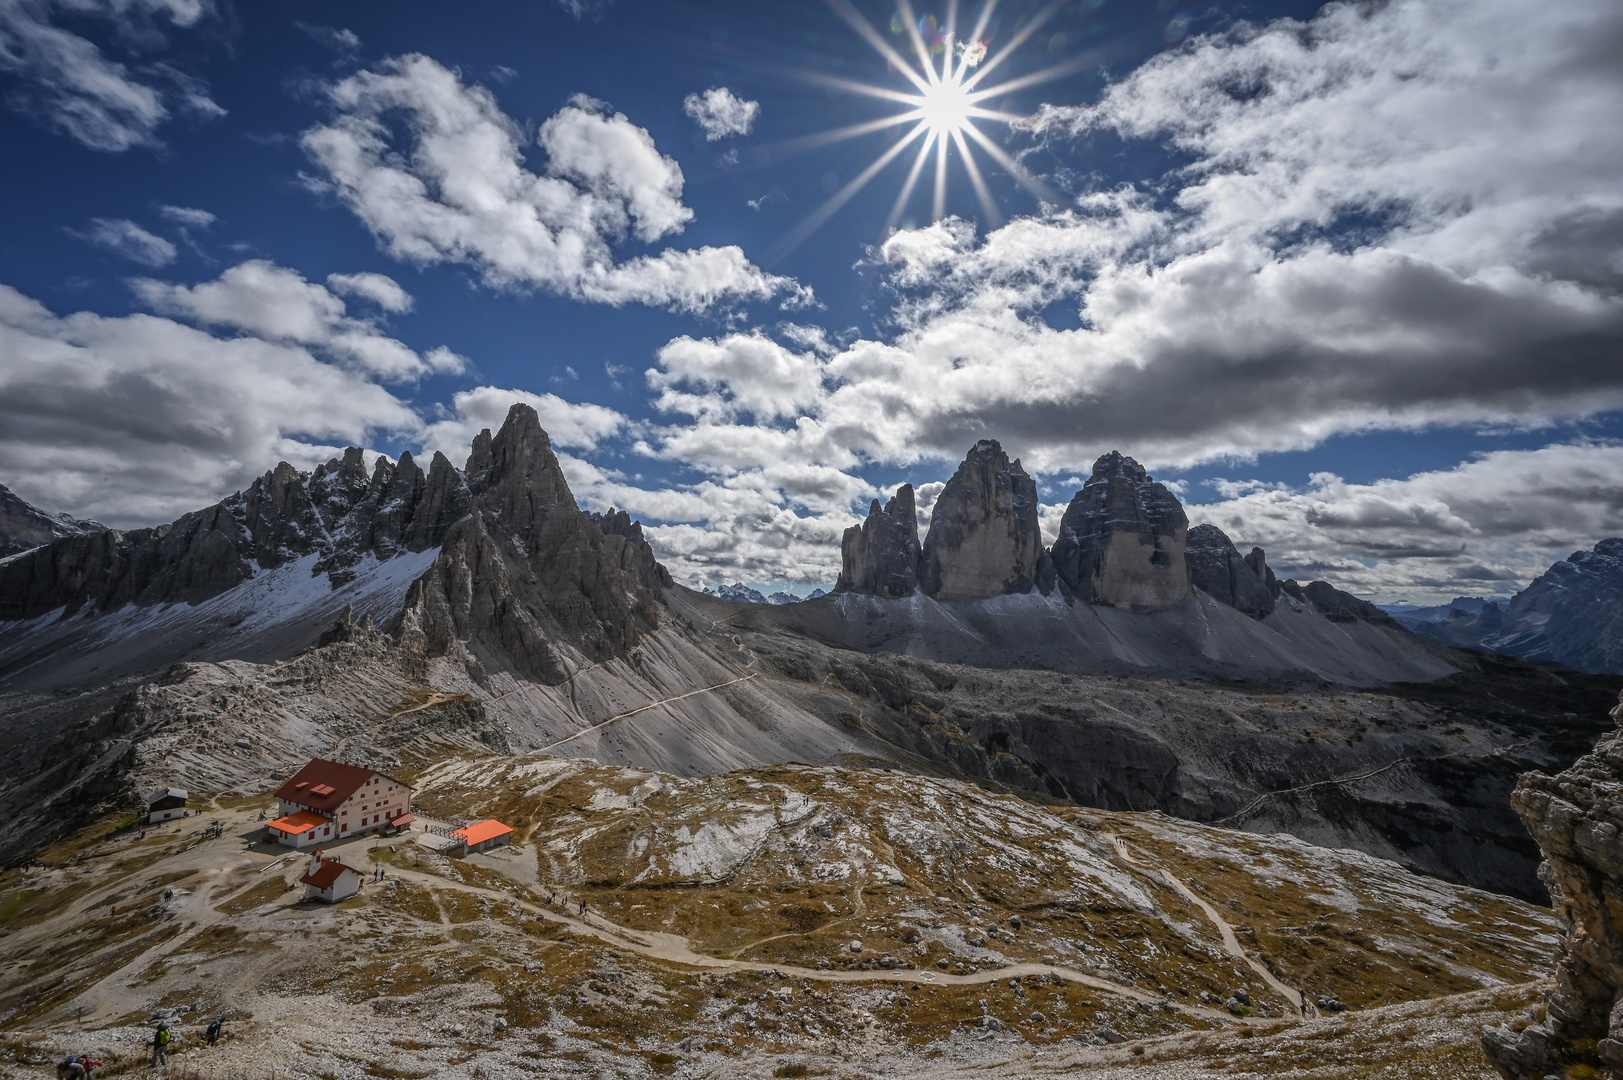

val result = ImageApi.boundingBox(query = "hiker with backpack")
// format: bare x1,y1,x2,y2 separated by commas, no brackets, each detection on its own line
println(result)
151,1022,172,1066
207,1018,223,1045
56,1055,102,1078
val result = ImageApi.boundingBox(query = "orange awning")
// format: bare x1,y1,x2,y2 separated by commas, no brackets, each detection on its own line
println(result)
452,819,513,846
268,810,331,836
390,813,415,826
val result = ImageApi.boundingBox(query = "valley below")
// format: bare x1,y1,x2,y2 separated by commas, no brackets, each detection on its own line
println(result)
0,754,1564,1080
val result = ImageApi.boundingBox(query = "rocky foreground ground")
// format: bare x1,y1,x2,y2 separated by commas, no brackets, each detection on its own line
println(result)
0,754,1559,1079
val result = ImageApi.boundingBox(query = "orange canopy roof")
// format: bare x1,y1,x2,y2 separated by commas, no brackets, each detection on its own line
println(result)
268,810,331,835
453,819,513,846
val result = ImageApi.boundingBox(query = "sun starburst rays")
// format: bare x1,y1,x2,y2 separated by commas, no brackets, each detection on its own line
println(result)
770,1,1070,260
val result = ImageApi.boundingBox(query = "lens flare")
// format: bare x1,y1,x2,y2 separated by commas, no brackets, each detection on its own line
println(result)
772,1,1086,260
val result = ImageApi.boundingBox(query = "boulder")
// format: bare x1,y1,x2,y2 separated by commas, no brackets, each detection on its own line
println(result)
1481,690,1623,1078
1186,525,1275,617
837,485,922,598
1050,452,1191,608
919,441,1049,600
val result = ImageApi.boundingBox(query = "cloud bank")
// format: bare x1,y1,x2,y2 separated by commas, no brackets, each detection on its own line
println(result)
589,0,1623,595
0,267,627,527
11,0,1623,604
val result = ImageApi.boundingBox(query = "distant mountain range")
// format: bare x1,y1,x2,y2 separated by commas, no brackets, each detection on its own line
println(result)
1394,540,1623,675
708,583,828,605
0,482,102,558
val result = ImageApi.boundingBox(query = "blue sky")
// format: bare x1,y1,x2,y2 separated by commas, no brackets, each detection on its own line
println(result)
2,0,1622,604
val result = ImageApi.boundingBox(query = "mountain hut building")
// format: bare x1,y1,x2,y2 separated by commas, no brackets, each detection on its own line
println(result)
266,759,414,848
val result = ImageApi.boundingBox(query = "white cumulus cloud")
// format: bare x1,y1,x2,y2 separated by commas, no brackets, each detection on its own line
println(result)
327,271,413,313
300,55,804,314
131,260,462,381
421,386,627,461
683,86,759,141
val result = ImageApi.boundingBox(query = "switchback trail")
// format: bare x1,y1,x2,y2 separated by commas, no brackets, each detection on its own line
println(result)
1213,739,1535,827
1107,834,1316,1019
390,866,1232,1022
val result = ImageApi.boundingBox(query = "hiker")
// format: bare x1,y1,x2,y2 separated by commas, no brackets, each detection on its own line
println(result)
579,899,588,917
151,1022,172,1066
207,1018,223,1045
57,1055,102,1078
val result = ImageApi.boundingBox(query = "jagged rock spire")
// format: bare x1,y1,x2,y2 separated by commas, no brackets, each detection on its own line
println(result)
398,403,669,685
1187,524,1276,617
1050,452,1191,608
468,403,578,539
919,440,1049,600
837,485,922,598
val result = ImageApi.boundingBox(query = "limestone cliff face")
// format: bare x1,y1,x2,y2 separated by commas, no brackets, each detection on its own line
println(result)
837,485,922,598
397,404,670,685
1483,691,1623,1079
1050,452,1191,608
919,441,1049,600
1186,524,1276,617
0,447,468,620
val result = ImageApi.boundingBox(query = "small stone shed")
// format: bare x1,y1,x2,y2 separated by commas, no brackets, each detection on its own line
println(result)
299,856,362,903
144,788,188,824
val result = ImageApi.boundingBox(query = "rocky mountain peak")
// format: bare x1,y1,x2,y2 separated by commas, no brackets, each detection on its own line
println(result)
1050,451,1191,608
1410,537,1623,674
1186,524,1276,617
469,403,578,540
397,403,668,685
837,484,922,598
919,441,1049,600
0,482,103,559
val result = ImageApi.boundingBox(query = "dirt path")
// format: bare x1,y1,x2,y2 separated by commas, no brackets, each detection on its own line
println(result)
391,866,1231,1022
536,674,759,752
333,692,465,756
1106,834,1315,1019
1212,739,1534,827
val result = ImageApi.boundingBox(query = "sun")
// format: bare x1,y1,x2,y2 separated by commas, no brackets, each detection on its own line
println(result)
917,77,975,137
771,1,1086,259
